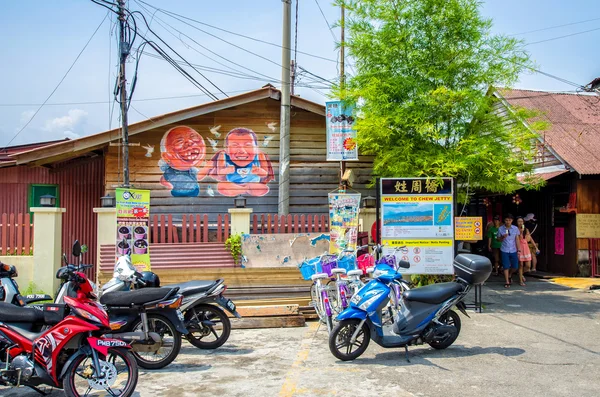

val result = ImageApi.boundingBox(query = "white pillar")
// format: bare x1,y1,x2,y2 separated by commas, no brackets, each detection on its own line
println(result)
228,208,253,236
31,207,65,295
93,207,117,283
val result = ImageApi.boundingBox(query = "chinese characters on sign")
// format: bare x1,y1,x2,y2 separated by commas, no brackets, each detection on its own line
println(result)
555,227,565,255
455,217,483,241
116,188,151,271
380,178,454,275
326,101,358,161
328,193,361,254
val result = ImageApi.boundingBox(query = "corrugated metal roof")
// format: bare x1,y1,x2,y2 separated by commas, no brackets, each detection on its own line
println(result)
498,88,600,175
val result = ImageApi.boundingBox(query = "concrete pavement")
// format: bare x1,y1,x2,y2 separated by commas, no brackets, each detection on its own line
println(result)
3,278,600,397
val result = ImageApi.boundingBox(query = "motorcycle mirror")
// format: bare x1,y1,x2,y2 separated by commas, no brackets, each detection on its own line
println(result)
398,260,410,269
72,240,82,258
63,253,69,265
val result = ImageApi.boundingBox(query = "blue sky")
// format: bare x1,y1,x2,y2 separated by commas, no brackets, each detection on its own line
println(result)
1,0,598,147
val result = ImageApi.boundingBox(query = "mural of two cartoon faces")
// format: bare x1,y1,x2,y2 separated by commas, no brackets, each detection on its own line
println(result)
159,126,274,197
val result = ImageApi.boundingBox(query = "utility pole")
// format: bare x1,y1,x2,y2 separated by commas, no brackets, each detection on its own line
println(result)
118,0,131,187
339,5,346,191
278,0,292,215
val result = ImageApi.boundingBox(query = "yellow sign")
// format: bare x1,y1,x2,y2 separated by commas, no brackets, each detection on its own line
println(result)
382,196,450,203
382,239,453,246
576,214,600,238
455,217,483,241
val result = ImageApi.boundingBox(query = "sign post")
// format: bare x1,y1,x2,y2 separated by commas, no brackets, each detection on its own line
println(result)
379,178,454,275
328,193,361,254
115,188,151,271
455,217,483,241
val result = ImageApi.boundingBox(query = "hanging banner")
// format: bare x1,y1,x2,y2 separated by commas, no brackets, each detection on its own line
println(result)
455,217,483,241
380,178,454,274
116,188,151,271
555,227,565,255
328,193,361,254
326,101,358,161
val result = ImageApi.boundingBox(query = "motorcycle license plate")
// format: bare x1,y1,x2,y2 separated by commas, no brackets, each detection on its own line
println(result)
177,309,185,322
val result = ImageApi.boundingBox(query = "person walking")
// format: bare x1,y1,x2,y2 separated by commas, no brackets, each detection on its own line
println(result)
524,213,539,272
497,214,520,288
487,215,502,276
516,216,532,286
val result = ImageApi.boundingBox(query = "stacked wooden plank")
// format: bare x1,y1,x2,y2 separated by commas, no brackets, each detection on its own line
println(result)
228,304,305,329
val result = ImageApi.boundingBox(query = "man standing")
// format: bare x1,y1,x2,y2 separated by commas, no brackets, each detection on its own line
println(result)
487,215,502,276
497,214,521,288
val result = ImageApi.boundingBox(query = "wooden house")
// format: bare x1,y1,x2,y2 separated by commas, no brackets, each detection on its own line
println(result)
471,88,600,277
3,87,375,265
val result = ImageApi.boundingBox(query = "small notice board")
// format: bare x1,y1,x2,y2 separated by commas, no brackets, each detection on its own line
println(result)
576,214,600,238
455,217,483,241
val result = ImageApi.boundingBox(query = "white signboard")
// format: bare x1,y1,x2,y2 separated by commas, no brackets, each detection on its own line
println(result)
380,178,454,275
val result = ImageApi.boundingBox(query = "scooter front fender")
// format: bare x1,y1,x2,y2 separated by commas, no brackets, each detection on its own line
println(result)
336,306,367,321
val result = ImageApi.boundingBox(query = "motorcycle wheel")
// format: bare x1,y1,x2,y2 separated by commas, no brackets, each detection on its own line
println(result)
329,319,370,361
428,309,461,350
131,314,182,369
185,304,231,349
63,347,138,397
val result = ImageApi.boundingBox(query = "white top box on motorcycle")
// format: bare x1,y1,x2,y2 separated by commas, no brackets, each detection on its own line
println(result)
453,254,492,285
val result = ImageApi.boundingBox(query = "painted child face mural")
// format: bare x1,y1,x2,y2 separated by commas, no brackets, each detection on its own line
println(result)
208,127,274,197
161,126,206,170
159,126,207,197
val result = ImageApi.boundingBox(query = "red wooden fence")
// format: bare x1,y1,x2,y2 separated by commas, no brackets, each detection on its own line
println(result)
150,214,230,244
0,213,34,255
252,214,329,234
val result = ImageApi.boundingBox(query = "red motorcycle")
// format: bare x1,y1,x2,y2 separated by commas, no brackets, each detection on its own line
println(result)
0,267,138,396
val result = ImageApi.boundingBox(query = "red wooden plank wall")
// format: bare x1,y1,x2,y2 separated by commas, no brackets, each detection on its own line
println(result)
0,157,104,279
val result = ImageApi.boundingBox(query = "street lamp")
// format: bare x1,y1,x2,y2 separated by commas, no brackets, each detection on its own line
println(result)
234,195,247,208
39,194,56,207
101,193,116,208
362,196,376,209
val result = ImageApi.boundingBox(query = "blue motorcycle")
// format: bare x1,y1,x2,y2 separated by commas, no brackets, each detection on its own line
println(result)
328,253,491,361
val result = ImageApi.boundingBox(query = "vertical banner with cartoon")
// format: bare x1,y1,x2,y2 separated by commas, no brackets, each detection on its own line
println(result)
379,178,454,275
328,193,361,254
116,188,151,271
326,101,358,161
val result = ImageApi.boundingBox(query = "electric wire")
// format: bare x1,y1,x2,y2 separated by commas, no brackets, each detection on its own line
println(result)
136,0,338,63
1,12,109,150
510,17,600,36
524,26,600,46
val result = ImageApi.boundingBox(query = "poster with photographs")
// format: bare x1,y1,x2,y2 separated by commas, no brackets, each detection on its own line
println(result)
115,188,151,271
328,193,361,254
326,101,358,161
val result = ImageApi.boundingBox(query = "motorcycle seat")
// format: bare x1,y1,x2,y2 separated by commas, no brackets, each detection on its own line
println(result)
402,282,464,305
0,302,44,323
162,280,220,296
100,288,178,307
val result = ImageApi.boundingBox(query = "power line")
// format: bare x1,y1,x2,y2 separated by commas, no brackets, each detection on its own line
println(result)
314,0,337,42
1,12,109,150
133,1,278,83
525,26,600,46
510,17,600,36
136,0,338,63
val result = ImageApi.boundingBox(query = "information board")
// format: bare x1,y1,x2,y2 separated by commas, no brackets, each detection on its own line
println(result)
380,178,454,274
325,101,358,161
455,217,483,241
328,193,361,254
576,214,600,238
116,188,151,271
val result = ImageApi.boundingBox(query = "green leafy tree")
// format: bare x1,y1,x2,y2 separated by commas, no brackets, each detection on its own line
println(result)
336,0,547,201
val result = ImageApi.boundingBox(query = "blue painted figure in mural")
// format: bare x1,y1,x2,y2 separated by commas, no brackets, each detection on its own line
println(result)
159,126,208,197
208,128,274,197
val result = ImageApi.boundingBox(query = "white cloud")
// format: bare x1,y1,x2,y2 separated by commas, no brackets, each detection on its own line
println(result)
44,109,88,133
20,110,35,124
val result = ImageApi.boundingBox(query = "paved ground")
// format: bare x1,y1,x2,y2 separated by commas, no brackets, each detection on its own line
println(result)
3,277,600,397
